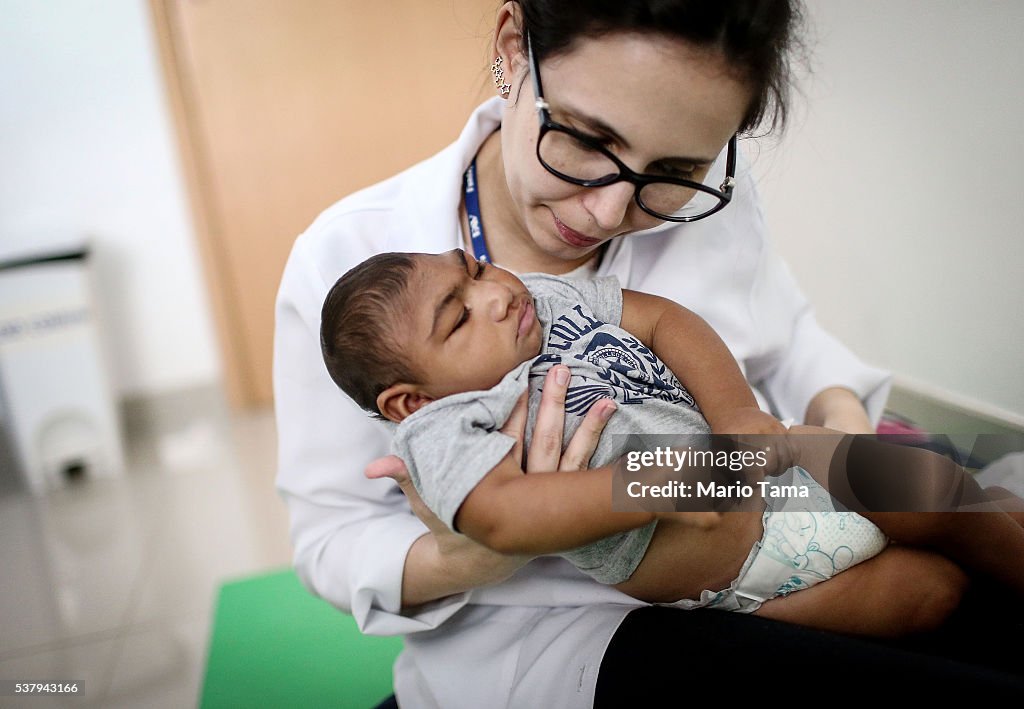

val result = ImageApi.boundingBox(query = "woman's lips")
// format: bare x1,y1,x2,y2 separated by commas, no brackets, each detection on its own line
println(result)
553,216,601,248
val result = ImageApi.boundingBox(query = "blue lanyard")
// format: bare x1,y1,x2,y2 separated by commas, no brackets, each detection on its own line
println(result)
463,159,491,263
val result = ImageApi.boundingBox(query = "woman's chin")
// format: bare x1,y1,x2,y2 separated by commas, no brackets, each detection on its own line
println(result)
535,230,603,264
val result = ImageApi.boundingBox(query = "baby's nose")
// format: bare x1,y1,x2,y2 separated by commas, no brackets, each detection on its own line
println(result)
476,281,513,321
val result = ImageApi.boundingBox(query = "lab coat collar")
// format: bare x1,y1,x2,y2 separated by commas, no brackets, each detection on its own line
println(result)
388,99,505,256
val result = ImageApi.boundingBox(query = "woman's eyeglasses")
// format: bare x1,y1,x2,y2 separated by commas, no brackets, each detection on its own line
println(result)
526,34,737,223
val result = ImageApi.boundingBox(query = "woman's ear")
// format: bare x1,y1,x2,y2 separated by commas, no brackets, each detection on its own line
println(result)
377,384,434,424
493,1,526,78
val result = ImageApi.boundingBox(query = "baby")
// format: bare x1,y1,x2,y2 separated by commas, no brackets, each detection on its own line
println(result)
321,249,1024,613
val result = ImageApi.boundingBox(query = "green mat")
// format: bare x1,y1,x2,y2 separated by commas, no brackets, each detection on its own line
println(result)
201,568,403,709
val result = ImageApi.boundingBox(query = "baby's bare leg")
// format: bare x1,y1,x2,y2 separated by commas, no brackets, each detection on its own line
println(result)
984,485,1024,525
754,545,967,637
787,427,1024,594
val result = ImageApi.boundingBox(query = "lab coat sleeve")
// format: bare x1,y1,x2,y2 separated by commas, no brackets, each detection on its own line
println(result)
273,234,471,636
742,197,891,425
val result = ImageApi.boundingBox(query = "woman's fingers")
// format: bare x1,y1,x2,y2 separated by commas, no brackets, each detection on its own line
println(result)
560,398,616,471
499,391,529,467
364,454,409,483
365,455,419,507
527,365,571,472
366,455,451,535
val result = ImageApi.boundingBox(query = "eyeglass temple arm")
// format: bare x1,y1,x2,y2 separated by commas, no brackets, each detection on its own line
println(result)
722,135,738,191
526,32,549,112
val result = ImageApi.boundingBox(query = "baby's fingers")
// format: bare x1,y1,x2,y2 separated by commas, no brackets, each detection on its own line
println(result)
671,511,723,529
560,398,616,471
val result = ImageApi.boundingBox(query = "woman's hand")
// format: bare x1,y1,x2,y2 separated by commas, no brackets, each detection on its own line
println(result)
366,455,530,607
511,365,618,472
713,406,796,477
364,365,616,608
805,387,874,434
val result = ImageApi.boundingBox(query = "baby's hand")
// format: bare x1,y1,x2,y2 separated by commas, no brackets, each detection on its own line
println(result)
715,407,796,477
714,407,787,436
657,510,723,529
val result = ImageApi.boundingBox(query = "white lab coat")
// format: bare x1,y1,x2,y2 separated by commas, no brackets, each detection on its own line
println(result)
273,98,891,708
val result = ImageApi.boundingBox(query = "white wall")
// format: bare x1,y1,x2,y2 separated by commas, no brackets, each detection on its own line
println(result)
1,1,1021,420
753,0,1024,420
0,0,220,399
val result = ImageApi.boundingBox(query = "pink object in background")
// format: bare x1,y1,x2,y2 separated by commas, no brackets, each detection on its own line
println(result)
876,414,931,444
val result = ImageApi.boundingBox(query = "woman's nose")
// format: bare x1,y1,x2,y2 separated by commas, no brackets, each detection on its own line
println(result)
581,181,635,231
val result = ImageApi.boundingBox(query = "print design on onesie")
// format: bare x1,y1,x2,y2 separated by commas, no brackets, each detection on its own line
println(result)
534,300,699,416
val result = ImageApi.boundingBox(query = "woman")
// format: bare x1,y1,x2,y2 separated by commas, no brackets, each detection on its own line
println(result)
274,1,1016,705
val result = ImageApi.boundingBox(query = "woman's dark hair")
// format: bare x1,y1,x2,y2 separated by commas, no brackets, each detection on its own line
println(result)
514,0,804,135
320,252,420,417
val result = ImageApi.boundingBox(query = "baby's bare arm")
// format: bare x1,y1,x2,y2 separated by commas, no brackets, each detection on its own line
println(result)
619,289,805,477
449,361,721,558
620,289,782,434
454,455,656,554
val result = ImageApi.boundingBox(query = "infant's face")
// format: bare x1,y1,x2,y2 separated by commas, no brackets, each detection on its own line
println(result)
402,250,543,398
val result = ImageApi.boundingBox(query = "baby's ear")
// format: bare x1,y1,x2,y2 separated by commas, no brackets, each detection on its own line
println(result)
377,384,434,423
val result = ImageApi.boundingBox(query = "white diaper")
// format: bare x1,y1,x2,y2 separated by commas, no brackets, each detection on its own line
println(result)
666,467,889,613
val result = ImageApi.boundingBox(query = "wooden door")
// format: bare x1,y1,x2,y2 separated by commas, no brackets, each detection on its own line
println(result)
151,0,495,407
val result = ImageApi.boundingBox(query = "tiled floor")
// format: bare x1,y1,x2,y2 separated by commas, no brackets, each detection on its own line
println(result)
2,387,1021,709
0,396,291,708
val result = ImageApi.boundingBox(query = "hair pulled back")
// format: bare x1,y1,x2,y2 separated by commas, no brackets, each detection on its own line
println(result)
513,0,803,134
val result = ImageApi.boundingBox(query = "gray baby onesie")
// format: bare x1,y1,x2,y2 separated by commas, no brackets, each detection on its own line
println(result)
393,273,710,584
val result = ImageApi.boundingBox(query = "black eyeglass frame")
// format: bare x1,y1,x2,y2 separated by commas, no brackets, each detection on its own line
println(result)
526,33,738,223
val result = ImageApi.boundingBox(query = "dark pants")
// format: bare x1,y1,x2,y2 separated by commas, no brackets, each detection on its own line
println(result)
596,582,1024,705
378,580,1024,707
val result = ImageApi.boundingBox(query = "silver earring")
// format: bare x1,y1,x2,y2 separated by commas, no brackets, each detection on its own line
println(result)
491,56,511,96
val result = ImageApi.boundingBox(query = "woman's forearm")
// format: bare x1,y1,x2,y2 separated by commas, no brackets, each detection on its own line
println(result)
402,533,468,608
805,387,875,434
374,454,531,609
401,532,527,607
